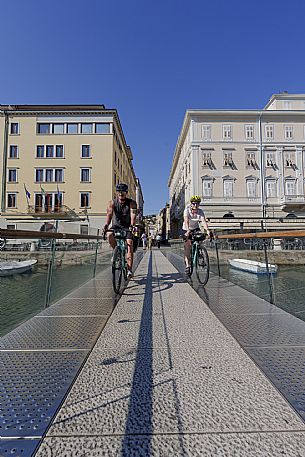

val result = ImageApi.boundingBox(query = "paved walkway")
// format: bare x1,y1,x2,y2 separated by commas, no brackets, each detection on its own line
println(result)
36,251,305,456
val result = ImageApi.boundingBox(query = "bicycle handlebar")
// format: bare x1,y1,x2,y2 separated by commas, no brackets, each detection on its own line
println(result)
103,227,133,240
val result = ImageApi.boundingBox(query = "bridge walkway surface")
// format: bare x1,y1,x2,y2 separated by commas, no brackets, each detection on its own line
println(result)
1,249,305,456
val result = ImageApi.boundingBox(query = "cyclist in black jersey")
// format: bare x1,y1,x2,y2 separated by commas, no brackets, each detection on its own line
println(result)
103,183,137,278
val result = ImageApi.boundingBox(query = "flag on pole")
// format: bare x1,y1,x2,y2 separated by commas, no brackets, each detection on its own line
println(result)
56,184,60,200
40,184,45,195
24,184,31,200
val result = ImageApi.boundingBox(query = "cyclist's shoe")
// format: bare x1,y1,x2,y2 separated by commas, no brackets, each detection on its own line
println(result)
127,269,133,279
185,266,191,276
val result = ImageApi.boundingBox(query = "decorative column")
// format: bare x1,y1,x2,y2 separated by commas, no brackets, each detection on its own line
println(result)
276,146,284,200
295,146,304,196
191,145,200,197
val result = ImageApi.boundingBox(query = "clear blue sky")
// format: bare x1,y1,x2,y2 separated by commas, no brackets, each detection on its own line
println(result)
1,0,305,214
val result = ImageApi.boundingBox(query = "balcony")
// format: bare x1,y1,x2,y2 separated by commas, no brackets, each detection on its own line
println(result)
280,195,305,212
27,204,79,220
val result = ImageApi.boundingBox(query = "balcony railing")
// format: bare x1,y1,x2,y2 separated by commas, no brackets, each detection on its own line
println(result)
28,204,79,219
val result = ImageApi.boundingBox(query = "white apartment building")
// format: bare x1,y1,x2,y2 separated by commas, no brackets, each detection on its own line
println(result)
168,93,305,235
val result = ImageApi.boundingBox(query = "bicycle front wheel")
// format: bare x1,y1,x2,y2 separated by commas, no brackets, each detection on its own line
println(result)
195,245,209,285
112,246,123,293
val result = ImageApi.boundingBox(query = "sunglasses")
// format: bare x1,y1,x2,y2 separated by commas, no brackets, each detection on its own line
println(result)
191,202,200,205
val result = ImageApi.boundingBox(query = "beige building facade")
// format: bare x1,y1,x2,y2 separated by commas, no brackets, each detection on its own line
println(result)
168,94,305,235
0,104,138,234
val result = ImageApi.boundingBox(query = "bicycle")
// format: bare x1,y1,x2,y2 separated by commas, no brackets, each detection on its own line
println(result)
187,231,210,285
105,228,130,294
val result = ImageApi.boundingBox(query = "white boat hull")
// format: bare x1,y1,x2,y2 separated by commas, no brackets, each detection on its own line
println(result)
0,259,38,277
228,258,278,275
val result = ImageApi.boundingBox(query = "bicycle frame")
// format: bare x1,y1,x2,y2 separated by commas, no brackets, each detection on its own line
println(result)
188,234,210,285
106,228,130,294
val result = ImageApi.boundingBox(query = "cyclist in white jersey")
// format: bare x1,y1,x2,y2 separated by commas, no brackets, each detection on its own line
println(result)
183,195,211,275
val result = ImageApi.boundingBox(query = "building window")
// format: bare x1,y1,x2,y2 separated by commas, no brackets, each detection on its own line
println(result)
53,123,64,134
246,180,257,200
46,145,54,158
223,180,233,200
54,169,64,182
202,151,212,167
81,168,91,182
10,123,19,134
95,123,110,134
284,151,295,167
6,224,16,230
81,123,93,134
285,125,293,140
223,151,233,167
80,192,90,207
222,125,232,141
56,145,64,158
245,125,254,140
266,151,275,167
46,169,53,182
201,124,211,141
202,179,213,198
80,225,89,235
37,123,51,134
246,152,257,168
284,101,292,110
35,169,44,182
266,180,277,198
7,193,17,208
285,180,296,195
36,145,45,158
67,123,78,134
81,145,91,158
8,169,17,182
9,145,18,158
265,125,274,141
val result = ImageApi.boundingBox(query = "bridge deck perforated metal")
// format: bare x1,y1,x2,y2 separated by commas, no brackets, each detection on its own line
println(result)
0,351,85,437
0,439,40,457
42,298,115,316
248,347,305,421
162,248,305,422
0,316,108,350
0,251,146,455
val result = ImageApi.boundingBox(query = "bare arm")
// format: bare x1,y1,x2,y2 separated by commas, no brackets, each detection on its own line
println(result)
130,200,137,226
184,215,190,232
201,215,210,234
104,200,114,228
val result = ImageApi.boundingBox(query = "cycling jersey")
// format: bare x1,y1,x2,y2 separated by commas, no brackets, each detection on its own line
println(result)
112,197,133,228
182,204,205,230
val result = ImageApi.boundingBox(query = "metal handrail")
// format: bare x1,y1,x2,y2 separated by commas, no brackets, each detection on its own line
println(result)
216,229,305,240
0,228,103,241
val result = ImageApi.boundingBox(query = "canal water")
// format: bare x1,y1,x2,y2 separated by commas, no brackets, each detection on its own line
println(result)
0,253,111,337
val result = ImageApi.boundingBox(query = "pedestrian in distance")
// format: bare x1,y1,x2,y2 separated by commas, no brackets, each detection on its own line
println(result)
141,232,147,250
148,234,152,250
156,233,162,249
102,183,137,279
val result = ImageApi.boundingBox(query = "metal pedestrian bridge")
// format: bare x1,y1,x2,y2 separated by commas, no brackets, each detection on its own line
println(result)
1,248,305,456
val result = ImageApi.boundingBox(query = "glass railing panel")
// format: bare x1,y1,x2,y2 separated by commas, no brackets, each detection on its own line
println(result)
0,237,53,336
93,241,112,277
214,233,305,323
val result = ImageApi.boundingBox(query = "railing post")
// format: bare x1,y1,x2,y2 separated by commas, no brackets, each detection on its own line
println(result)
93,229,100,278
215,237,221,277
263,240,275,304
45,220,58,308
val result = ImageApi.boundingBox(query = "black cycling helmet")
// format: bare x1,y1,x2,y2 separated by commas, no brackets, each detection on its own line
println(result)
116,183,128,192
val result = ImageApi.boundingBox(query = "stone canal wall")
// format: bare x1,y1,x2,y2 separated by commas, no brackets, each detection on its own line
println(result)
0,247,112,266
